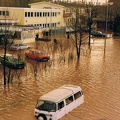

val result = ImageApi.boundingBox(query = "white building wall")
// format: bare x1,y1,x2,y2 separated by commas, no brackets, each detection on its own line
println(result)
23,8,64,28
0,2,66,42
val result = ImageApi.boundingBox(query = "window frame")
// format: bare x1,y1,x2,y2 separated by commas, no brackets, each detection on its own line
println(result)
65,95,74,105
74,91,83,100
58,101,65,110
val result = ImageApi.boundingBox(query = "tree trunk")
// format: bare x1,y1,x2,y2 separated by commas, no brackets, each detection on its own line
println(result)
3,39,7,85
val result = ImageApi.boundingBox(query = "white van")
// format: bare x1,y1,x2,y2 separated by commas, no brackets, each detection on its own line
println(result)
34,84,84,120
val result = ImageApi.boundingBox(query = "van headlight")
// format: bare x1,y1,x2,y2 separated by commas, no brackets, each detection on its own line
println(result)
34,110,39,115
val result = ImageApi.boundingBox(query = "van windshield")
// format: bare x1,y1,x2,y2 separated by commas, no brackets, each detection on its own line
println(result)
36,100,56,112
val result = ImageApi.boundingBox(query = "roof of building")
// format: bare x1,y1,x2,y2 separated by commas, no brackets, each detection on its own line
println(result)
28,1,65,8
54,1,86,8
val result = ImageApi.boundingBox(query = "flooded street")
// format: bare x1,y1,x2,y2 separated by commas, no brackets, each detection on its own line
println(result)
0,36,120,120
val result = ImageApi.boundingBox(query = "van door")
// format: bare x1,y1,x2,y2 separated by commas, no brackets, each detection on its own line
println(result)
65,95,75,113
56,101,66,119
74,91,84,108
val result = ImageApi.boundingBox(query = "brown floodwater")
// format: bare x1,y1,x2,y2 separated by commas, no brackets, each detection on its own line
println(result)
0,36,120,120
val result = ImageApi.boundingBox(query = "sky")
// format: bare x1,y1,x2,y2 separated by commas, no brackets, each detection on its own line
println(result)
68,0,108,4
87,0,108,3
57,0,108,4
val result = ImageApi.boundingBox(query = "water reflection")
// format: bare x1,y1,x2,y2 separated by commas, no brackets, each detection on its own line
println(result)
0,37,120,120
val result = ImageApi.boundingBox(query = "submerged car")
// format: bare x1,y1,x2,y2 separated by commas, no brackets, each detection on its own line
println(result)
25,49,50,61
91,31,106,37
9,43,30,50
0,54,25,69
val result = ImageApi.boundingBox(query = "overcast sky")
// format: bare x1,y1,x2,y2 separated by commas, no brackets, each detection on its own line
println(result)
87,0,107,3
65,0,108,3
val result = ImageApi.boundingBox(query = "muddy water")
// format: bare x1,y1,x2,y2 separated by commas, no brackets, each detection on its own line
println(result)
0,37,120,120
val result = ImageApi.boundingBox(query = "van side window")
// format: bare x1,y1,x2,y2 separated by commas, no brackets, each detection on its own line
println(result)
74,91,82,100
58,101,64,110
65,96,74,105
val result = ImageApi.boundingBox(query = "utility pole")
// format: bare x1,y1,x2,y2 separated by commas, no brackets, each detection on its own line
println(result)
104,1,113,54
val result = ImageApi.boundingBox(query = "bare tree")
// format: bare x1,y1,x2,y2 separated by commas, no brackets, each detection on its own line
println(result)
1,31,17,85
86,3,98,46
66,4,86,59
0,10,17,85
74,8,83,59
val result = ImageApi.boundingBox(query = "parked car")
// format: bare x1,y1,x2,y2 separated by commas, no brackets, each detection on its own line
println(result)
91,31,106,37
66,27,74,33
9,43,30,50
0,54,25,69
25,49,50,61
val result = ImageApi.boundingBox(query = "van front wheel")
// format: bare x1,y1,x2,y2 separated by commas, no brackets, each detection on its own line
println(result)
37,114,47,120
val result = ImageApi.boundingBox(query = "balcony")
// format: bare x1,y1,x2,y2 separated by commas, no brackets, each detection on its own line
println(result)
63,13,72,18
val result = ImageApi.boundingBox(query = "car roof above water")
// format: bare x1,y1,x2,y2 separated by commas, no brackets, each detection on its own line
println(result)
39,85,82,103
0,54,12,57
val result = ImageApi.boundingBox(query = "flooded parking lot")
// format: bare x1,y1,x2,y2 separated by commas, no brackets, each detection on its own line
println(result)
0,36,120,120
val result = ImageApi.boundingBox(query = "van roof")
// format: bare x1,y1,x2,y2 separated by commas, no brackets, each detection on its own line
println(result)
39,85,82,103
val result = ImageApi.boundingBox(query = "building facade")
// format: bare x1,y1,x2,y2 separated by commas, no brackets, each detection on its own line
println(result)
0,1,90,42
0,2,66,41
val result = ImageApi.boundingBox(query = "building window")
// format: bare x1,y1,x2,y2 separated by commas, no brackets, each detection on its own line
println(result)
51,23,54,27
45,12,47,17
52,23,54,27
35,12,36,17
37,12,39,17
25,12,27,17
5,11,9,16
43,24,45,28
31,12,33,17
0,11,9,16
3,11,5,15
55,12,57,16
40,12,42,17
45,24,46,28
47,23,49,27
47,12,50,17
53,12,54,16
54,23,56,27
43,12,45,17
28,12,30,17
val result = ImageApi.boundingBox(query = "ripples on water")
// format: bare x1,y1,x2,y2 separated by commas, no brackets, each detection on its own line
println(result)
0,38,120,120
